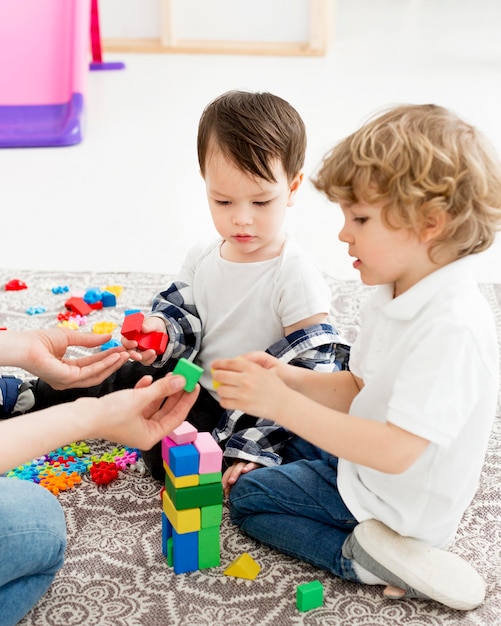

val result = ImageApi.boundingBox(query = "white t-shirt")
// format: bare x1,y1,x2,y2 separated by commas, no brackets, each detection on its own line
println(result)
338,256,499,547
178,235,331,394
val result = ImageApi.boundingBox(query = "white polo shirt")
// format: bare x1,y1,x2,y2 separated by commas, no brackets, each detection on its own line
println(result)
338,256,499,547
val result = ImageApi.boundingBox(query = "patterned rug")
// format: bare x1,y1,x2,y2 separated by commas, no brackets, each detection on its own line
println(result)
1,269,500,626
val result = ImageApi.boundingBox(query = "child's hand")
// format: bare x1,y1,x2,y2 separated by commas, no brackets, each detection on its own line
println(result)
212,353,288,420
222,461,262,497
123,316,166,365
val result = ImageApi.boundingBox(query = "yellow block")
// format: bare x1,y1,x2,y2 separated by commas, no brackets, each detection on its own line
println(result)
162,490,200,534
164,462,199,488
223,552,260,580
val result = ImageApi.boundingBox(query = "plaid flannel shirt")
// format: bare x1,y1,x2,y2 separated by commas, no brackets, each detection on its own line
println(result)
213,324,350,466
148,280,350,467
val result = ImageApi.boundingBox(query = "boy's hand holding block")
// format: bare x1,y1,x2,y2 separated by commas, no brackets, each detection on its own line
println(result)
121,311,168,355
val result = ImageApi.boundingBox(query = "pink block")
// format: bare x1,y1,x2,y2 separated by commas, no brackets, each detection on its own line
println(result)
170,422,198,445
194,432,223,474
161,436,176,464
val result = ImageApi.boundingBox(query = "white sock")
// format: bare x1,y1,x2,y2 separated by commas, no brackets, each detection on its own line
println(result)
352,560,388,586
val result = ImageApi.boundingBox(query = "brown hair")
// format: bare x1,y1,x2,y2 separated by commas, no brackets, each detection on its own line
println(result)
312,104,501,260
197,90,306,183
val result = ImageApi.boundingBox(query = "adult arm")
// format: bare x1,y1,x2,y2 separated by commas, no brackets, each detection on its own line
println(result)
0,374,199,473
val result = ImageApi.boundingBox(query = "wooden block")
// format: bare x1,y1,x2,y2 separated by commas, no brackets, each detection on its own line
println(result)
165,475,222,510
121,311,144,339
199,471,222,485
164,463,199,489
201,503,223,528
223,553,260,580
170,422,198,445
198,526,220,569
173,358,203,392
172,529,198,574
169,443,199,477
162,490,200,534
194,432,223,474
296,580,324,612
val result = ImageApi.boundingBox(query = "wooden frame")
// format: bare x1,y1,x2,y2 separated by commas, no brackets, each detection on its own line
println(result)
103,0,331,57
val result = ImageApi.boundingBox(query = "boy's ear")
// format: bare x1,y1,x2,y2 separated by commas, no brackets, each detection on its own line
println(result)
287,171,304,206
419,207,449,243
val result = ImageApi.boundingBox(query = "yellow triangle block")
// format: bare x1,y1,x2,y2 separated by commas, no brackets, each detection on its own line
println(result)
223,552,260,580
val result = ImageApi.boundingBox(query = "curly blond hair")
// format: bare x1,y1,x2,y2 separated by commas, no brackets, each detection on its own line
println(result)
312,104,501,261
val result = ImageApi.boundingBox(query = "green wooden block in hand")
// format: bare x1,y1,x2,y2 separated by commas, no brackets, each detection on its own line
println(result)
173,358,203,392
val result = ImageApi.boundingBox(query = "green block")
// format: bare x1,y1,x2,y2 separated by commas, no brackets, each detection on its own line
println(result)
173,358,203,392
199,471,222,485
296,580,323,612
166,537,173,566
198,526,220,569
165,475,223,510
201,503,223,528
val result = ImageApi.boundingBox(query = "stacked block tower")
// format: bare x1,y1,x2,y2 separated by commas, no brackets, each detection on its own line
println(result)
161,422,223,574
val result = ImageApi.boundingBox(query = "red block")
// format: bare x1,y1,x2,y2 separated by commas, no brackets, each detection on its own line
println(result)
121,312,144,339
136,331,168,355
65,297,93,316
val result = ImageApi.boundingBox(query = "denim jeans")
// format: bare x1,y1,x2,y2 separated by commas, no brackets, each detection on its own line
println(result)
229,436,360,582
0,478,66,626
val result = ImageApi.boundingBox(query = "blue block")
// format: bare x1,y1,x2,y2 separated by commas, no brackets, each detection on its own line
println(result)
172,529,198,574
169,444,199,477
101,291,117,307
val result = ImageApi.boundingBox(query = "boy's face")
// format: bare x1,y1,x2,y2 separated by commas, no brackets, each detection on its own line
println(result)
338,199,436,297
204,146,302,263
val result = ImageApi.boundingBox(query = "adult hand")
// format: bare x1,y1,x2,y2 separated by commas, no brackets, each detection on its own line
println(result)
12,328,130,389
79,374,200,450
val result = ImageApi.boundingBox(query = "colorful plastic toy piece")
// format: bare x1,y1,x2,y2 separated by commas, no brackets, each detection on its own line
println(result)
83,287,102,304
296,580,324,612
52,285,69,294
5,279,27,291
90,461,119,485
172,358,204,392
26,306,46,315
106,285,124,297
65,297,93,316
223,553,261,580
58,320,79,330
100,339,121,351
92,321,117,334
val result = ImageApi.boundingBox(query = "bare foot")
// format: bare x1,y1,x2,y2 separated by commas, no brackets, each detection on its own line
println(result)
384,584,406,599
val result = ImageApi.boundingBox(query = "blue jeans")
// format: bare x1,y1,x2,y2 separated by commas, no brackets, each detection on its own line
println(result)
0,478,66,626
229,436,360,582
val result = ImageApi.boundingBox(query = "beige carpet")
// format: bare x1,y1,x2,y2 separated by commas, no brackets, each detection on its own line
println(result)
1,269,500,626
